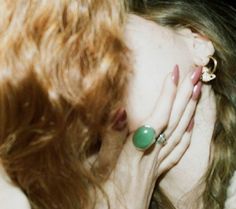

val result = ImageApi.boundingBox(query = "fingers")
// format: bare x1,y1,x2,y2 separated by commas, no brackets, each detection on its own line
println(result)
157,130,192,176
155,67,202,167
146,65,179,136
125,65,202,179
165,67,202,137
157,99,196,162
127,65,200,157
127,65,179,157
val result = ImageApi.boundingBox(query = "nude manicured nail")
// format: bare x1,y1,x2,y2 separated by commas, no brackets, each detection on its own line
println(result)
171,65,179,86
112,108,127,131
112,121,127,131
191,67,202,85
192,82,202,100
186,118,194,132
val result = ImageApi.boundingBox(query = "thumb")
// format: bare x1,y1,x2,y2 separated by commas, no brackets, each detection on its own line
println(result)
92,108,129,180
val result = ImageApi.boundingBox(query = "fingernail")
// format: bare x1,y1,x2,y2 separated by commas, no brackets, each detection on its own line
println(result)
171,65,179,86
112,121,127,131
186,118,194,132
111,108,127,131
191,67,202,85
192,82,202,100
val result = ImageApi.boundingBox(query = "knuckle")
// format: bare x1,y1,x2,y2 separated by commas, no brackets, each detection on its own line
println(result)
157,120,168,132
166,123,177,135
148,117,168,133
170,159,178,167
186,88,193,98
179,79,193,97
162,79,176,97
173,137,181,147
170,135,181,147
183,137,191,147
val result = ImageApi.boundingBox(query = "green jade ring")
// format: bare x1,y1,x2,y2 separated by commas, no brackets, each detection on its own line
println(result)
132,125,156,151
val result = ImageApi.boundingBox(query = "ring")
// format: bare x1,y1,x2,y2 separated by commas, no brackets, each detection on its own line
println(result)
155,133,167,146
133,125,156,151
133,125,168,151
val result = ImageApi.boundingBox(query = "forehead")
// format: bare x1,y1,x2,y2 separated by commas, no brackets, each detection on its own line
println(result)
125,14,175,51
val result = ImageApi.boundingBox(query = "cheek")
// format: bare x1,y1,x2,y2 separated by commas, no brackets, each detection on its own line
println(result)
124,54,193,132
124,25,194,132
124,56,168,132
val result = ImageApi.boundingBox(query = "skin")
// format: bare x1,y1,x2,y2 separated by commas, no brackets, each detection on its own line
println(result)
123,15,216,208
0,162,31,209
95,14,213,209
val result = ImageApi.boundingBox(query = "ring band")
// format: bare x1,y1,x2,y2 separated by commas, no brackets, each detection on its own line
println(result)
155,133,167,146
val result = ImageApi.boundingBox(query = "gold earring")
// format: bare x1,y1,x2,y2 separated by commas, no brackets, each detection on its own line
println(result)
201,56,217,82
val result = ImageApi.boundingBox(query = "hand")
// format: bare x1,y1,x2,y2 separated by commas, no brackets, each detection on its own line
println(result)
95,65,202,209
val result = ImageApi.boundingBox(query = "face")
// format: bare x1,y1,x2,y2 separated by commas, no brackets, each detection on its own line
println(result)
124,15,196,132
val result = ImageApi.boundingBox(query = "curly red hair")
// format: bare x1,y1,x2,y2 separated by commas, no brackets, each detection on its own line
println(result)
0,0,130,208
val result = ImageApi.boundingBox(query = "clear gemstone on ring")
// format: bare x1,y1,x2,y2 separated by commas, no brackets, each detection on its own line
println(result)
155,133,167,145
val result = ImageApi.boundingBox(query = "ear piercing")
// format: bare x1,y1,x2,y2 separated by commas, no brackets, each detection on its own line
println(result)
201,56,217,82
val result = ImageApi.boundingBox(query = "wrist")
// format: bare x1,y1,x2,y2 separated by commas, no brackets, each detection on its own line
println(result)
97,177,156,209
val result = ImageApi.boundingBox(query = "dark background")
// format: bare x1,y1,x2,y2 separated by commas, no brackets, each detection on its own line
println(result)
215,0,236,8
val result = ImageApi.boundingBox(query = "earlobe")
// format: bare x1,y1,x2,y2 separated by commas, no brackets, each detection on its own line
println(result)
178,28,215,66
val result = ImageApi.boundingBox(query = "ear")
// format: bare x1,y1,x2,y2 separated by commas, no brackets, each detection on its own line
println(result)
178,28,215,66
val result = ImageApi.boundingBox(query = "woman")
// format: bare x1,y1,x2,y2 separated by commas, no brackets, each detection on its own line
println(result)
127,1,236,209
0,1,235,209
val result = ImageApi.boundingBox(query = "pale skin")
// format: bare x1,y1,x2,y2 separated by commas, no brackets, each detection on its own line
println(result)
0,163,31,209
0,14,216,209
95,15,215,209
123,15,216,209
